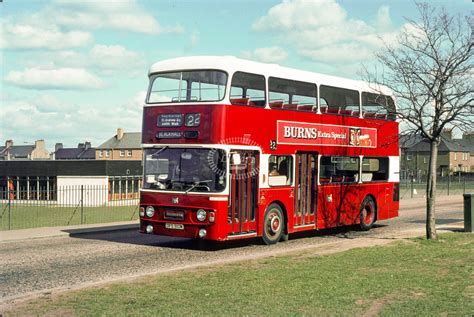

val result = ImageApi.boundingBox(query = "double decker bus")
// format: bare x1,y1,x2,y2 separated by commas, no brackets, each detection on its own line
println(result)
139,56,399,244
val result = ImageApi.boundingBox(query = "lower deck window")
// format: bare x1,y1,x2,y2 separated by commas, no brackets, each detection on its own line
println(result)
362,157,389,181
319,156,359,183
268,155,293,186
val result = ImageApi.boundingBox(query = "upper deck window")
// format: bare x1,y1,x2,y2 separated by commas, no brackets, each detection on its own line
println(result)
230,72,266,107
148,70,227,104
320,85,360,117
361,92,396,120
269,77,317,111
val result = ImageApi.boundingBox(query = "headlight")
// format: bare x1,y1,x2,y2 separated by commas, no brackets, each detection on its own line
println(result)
196,209,206,221
146,224,154,233
145,206,155,217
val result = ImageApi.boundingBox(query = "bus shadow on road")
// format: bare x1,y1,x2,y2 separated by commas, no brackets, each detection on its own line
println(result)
66,229,265,251
66,224,391,251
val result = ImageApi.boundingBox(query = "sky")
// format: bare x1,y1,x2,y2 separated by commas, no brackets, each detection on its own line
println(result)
1,0,472,151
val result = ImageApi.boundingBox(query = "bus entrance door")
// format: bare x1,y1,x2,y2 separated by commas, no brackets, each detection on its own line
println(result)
294,152,317,229
228,150,259,237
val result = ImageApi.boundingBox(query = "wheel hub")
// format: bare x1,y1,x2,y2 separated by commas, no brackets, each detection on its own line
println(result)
269,215,281,233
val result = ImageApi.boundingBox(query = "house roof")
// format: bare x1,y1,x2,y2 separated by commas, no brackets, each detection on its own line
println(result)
454,138,474,155
98,133,141,150
408,138,469,153
0,145,35,159
55,147,96,160
399,134,424,149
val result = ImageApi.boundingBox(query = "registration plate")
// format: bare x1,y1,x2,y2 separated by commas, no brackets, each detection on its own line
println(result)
164,210,185,221
165,223,184,230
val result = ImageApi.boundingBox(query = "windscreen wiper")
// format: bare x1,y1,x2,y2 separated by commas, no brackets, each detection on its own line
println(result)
151,146,168,158
185,180,212,194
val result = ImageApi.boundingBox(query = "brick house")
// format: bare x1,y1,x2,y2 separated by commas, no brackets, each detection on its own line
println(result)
454,132,474,173
96,128,142,160
400,131,472,179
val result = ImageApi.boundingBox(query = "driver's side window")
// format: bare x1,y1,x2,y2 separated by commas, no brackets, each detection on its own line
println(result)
268,155,292,186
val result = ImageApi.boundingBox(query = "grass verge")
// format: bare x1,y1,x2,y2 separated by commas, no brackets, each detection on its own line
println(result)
4,233,474,316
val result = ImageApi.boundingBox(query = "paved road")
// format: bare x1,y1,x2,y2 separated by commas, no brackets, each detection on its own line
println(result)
0,196,465,308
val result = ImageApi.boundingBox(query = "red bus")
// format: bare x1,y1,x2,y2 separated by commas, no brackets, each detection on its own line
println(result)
139,56,399,244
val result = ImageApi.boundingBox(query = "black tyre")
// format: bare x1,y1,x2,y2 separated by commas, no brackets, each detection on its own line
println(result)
359,196,376,231
262,203,285,245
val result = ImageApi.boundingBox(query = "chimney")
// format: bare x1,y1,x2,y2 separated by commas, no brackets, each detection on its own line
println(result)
78,143,85,149
463,132,474,141
5,140,13,148
34,139,45,150
441,129,452,140
85,141,91,149
117,128,124,140
55,143,63,151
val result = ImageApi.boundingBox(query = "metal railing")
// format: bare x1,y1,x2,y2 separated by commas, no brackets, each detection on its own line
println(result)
1,178,472,231
0,185,139,231
399,175,474,199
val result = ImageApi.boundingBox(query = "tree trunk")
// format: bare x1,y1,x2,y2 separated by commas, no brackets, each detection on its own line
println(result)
426,140,438,240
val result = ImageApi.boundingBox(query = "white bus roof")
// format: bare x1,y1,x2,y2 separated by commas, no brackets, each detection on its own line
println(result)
149,56,392,96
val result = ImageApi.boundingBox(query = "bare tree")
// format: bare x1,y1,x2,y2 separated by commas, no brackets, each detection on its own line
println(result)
365,2,473,239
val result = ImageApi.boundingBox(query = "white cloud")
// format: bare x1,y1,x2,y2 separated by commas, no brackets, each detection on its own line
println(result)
129,91,147,108
4,67,104,90
0,0,182,50
252,0,401,67
0,19,92,50
35,94,76,113
49,0,183,35
300,44,373,63
252,0,346,31
241,46,288,63
17,45,146,77
89,44,145,74
376,5,392,30
0,92,145,149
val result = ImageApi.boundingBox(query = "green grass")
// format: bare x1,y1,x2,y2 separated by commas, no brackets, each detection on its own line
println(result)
5,233,474,316
0,204,139,230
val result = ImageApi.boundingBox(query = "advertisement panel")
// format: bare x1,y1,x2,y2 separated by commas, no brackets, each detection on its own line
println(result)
277,120,377,148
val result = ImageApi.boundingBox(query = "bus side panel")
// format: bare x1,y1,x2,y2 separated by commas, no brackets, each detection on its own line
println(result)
221,106,399,157
352,182,398,221
317,184,362,228
317,182,399,229
370,182,399,220
317,185,339,228
338,184,363,226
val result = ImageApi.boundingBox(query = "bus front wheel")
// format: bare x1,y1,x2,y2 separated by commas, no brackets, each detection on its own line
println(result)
359,197,376,231
262,204,285,245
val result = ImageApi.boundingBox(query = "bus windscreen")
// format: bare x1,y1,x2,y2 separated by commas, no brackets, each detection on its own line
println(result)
143,147,227,192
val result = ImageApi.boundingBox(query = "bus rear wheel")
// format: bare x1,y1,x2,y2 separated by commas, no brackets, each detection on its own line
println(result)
359,197,376,231
262,204,285,245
